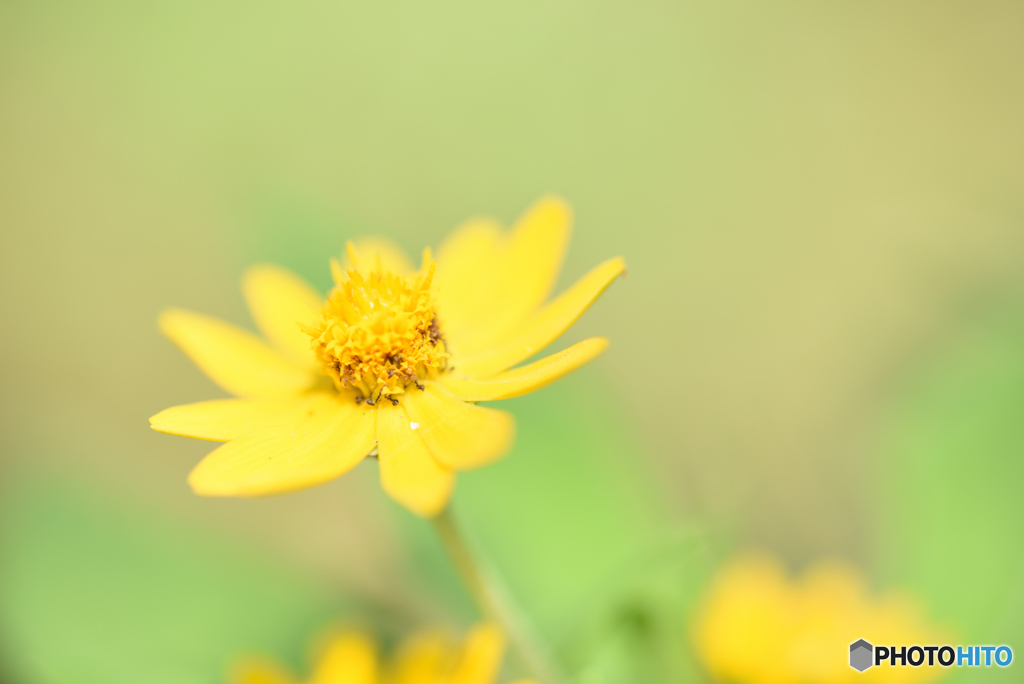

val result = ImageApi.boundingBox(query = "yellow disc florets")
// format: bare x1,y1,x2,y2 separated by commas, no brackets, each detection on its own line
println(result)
303,245,448,404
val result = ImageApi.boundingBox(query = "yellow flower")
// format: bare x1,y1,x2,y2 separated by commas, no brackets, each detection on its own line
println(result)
151,196,624,516
233,622,534,684
693,554,950,684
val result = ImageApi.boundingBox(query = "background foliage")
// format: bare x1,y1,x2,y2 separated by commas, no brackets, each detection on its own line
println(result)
2,1,1023,682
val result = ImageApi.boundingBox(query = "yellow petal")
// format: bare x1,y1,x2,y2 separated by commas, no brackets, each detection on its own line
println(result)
159,308,315,399
455,257,625,378
344,237,414,275
311,632,378,684
242,264,322,369
402,383,514,471
441,338,608,402
390,632,454,684
448,623,505,684
188,392,376,496
438,197,571,355
231,660,297,684
150,397,306,441
376,401,454,517
434,217,506,347
482,195,571,336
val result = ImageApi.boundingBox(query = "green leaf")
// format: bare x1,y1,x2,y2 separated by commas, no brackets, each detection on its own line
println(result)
873,303,1024,677
563,532,714,684
0,478,346,684
390,372,672,660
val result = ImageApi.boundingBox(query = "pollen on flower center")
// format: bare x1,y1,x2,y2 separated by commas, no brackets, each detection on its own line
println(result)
302,246,448,404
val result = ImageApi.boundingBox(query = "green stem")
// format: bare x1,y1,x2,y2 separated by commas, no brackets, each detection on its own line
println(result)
432,507,565,684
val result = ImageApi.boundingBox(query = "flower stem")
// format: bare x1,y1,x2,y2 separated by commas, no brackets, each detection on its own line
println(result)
432,507,564,684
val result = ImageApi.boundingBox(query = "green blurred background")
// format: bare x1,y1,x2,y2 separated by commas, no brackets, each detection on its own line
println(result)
2,1,1023,682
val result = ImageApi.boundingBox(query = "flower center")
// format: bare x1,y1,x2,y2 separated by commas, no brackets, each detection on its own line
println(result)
303,250,448,405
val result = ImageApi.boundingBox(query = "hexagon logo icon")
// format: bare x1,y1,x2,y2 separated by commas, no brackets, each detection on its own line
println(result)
850,639,873,672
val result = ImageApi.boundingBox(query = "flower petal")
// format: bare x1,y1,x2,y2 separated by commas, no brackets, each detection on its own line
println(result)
455,257,625,378
188,393,376,496
231,660,298,684
344,237,414,275
438,197,571,355
449,623,505,684
483,195,571,335
435,218,503,344
160,308,315,398
150,397,308,441
242,264,322,369
391,633,452,684
376,402,454,517
311,632,378,684
442,338,608,402
402,383,514,471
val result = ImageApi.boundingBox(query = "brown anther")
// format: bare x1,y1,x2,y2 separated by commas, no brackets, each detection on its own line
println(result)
427,316,444,346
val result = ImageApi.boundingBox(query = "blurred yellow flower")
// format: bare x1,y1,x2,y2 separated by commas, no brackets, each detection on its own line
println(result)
233,622,534,684
151,196,624,516
693,554,950,684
